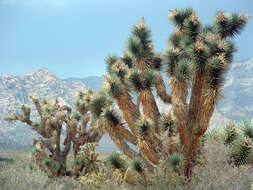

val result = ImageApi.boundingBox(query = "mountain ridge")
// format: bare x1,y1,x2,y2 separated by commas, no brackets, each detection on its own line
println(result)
2,58,253,150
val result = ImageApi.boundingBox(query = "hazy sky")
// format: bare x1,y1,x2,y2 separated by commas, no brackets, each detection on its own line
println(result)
1,0,252,78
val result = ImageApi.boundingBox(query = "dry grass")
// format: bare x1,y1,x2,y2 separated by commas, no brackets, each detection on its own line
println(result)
190,140,253,190
0,140,253,190
0,151,78,190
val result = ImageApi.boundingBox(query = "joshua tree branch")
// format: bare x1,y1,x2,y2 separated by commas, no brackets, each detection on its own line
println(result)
119,125,138,145
155,72,172,104
30,96,45,122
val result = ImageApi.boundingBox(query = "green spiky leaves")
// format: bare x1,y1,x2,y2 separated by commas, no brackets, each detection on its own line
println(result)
151,54,163,70
74,90,94,114
105,54,118,74
206,57,226,90
169,8,193,28
240,120,253,139
89,94,111,119
231,135,253,166
187,41,208,74
105,55,130,81
174,59,192,82
130,158,144,173
104,75,124,98
214,11,249,38
127,18,154,62
132,24,152,51
42,159,61,172
163,48,181,77
121,53,134,68
169,33,182,48
159,113,176,136
224,123,238,145
102,106,121,126
135,116,154,137
104,152,126,171
168,152,185,173
128,36,143,60
128,69,157,91
183,12,201,40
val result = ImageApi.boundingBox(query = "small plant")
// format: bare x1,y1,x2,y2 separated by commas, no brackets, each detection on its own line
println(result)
240,120,253,140
168,152,185,174
224,122,238,145
104,152,126,172
231,135,253,166
73,143,100,177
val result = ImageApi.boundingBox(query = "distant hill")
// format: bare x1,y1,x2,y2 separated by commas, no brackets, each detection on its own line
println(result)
0,68,87,149
64,76,104,92
2,59,253,150
217,58,253,121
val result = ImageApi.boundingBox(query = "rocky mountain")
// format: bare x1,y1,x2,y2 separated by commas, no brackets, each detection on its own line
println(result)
0,69,118,152
0,68,86,149
64,76,104,93
218,58,253,121
1,58,253,151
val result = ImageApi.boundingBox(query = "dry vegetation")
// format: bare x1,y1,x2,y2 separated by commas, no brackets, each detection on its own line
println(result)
0,138,253,190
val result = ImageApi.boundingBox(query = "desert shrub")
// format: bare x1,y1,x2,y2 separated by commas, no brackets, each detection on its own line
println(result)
0,151,78,190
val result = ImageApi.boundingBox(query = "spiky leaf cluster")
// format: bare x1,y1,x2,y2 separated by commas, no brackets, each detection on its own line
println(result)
135,116,154,137
168,8,194,28
41,101,57,120
231,136,253,166
151,54,163,71
174,59,192,81
168,152,185,173
104,152,126,171
89,94,112,119
42,158,61,177
74,89,95,113
240,120,253,140
105,54,118,74
77,143,100,173
104,75,124,98
128,69,157,91
205,57,226,92
224,123,238,145
127,22,153,61
201,128,221,145
159,113,176,136
130,158,144,173
214,11,249,38
102,106,121,127
163,48,181,76
121,52,134,68
183,12,201,40
187,41,208,74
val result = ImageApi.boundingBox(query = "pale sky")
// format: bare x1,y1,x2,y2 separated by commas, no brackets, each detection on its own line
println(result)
0,0,252,78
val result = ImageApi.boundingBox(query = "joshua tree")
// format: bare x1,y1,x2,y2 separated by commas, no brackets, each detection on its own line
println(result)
5,8,249,180
98,8,249,179
5,94,103,176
